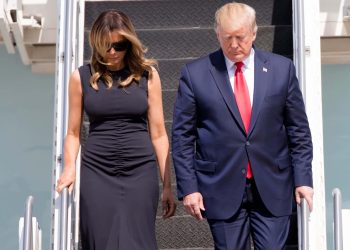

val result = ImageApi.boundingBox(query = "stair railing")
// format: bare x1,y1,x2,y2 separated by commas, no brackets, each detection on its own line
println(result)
60,188,69,250
293,1,311,247
293,0,306,100
51,0,74,248
333,188,343,250
23,196,34,250
19,196,42,250
52,0,84,249
298,198,309,250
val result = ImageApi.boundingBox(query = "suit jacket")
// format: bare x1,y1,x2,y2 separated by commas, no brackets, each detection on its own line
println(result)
172,48,313,219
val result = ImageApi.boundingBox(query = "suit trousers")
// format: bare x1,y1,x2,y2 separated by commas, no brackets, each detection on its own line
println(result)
207,178,291,250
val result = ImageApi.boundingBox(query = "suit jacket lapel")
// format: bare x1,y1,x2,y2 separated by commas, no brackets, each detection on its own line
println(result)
209,50,246,133
248,50,270,136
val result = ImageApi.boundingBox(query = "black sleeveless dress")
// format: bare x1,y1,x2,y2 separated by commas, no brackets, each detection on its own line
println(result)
78,65,159,250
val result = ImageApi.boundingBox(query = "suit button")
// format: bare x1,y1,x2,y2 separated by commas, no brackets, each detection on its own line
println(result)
246,141,250,146
242,169,246,175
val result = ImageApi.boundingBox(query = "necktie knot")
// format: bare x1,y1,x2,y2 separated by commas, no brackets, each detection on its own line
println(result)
235,61,244,72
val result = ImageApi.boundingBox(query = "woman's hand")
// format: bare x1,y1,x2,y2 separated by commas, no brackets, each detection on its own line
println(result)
56,167,76,194
161,186,176,219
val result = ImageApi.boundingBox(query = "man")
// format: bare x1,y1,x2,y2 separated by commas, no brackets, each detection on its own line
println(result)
172,2,313,249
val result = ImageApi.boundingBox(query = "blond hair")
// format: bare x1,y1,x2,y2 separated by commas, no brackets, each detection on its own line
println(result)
215,2,257,33
89,10,156,90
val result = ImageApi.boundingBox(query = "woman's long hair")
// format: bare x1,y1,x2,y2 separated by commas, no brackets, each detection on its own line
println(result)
89,10,156,90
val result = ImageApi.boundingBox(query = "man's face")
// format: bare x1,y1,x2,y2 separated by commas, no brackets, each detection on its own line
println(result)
216,19,256,62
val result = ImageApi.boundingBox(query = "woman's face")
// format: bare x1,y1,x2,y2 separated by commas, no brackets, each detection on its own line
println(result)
104,31,129,70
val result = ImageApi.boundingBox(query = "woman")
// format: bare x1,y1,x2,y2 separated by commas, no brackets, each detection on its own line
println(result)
56,10,176,249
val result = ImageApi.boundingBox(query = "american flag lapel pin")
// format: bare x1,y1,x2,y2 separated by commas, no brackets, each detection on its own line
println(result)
263,67,267,72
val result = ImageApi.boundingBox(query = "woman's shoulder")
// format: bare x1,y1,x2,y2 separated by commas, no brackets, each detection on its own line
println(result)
145,66,160,79
145,66,161,88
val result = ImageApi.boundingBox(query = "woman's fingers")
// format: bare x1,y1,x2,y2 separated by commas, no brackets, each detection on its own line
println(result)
162,197,176,218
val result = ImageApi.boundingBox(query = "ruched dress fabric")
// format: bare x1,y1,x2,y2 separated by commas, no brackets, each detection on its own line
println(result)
78,65,159,250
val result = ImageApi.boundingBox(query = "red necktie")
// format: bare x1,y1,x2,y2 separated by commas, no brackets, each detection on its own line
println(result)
234,62,252,179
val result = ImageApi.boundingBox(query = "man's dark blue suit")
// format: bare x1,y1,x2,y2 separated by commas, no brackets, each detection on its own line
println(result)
172,48,313,247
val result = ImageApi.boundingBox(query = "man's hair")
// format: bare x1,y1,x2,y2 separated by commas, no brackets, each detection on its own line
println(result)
214,2,257,33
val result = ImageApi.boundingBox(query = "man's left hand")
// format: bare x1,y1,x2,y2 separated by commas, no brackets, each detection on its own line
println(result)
295,186,314,212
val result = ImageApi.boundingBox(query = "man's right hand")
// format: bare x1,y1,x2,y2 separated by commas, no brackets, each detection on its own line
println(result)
183,192,205,220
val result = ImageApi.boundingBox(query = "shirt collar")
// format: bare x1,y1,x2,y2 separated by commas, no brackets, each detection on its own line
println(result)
224,48,255,70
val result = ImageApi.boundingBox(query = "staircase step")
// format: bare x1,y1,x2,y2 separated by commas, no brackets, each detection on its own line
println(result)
165,121,173,143
162,90,177,121
85,0,291,30
158,59,190,91
84,26,292,61
156,216,213,248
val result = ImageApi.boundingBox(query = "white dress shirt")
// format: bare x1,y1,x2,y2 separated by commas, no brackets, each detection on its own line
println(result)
224,48,255,106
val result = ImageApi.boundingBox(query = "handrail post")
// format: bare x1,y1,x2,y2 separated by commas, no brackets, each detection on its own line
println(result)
60,188,69,250
23,196,34,250
333,188,343,250
293,0,306,99
298,198,309,250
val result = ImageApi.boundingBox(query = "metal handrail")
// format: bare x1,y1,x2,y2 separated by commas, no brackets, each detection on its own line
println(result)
298,198,309,250
60,0,74,248
293,1,309,247
54,0,75,248
293,0,306,100
60,188,69,250
23,196,34,250
333,188,343,250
